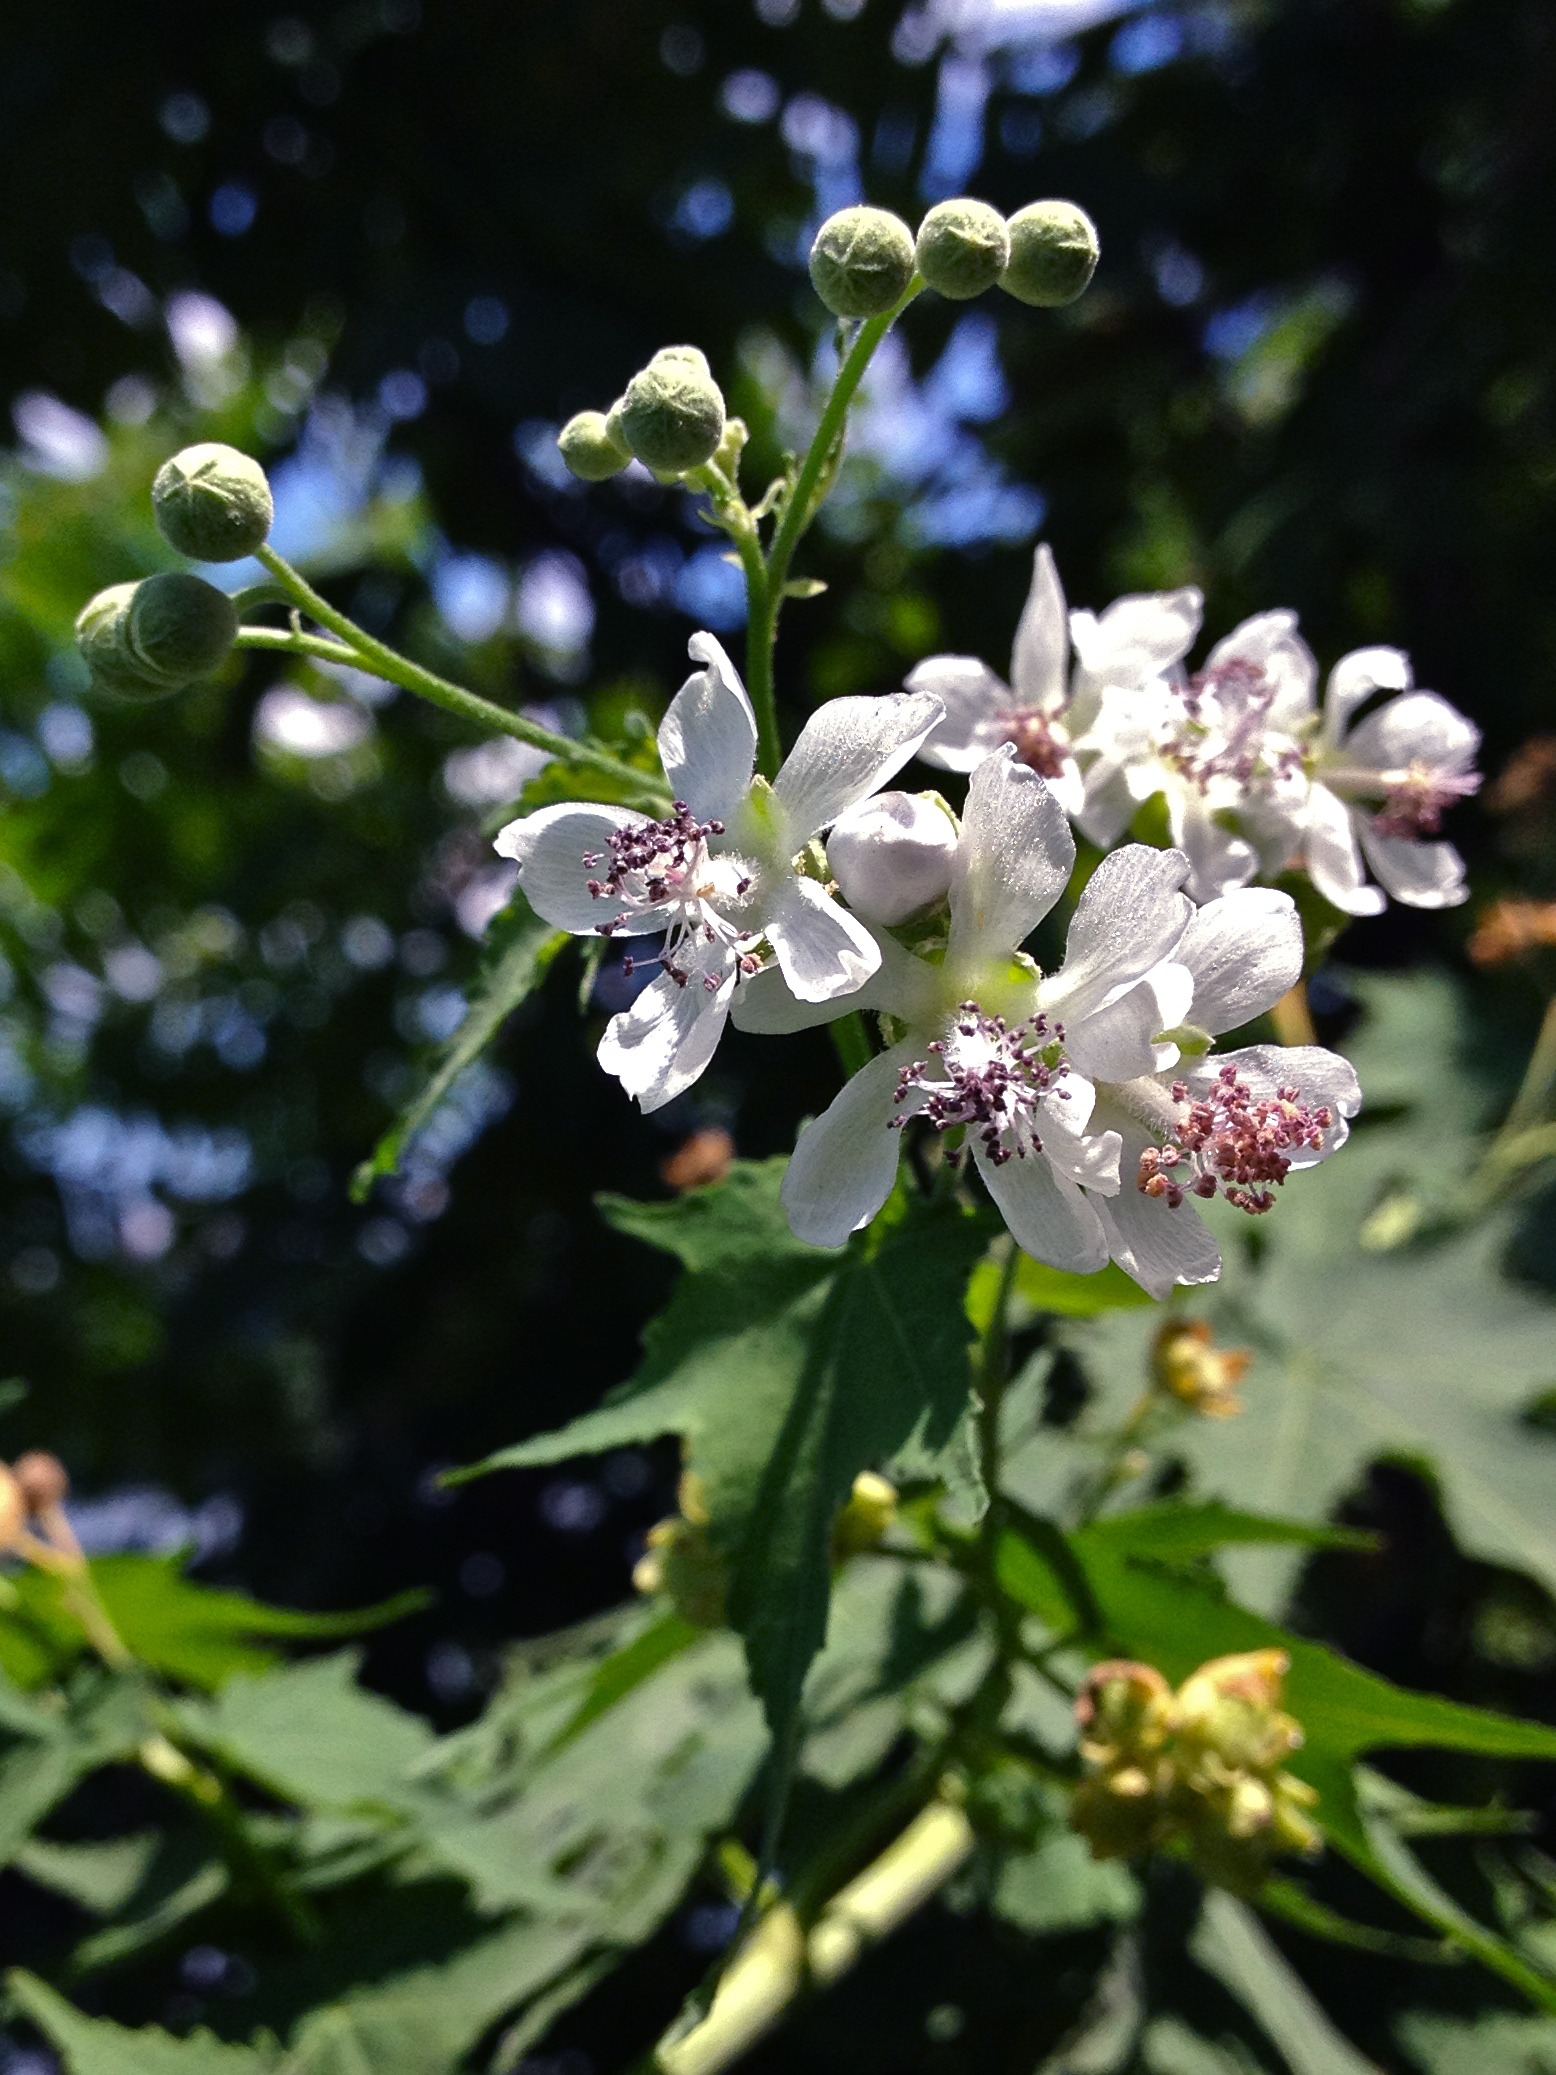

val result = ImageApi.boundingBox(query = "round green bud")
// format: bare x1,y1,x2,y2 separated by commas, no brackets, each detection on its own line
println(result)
809,205,916,320
915,199,1010,300
618,360,725,475
557,409,631,482
999,199,1100,308
125,572,239,684
151,442,274,561
75,583,150,695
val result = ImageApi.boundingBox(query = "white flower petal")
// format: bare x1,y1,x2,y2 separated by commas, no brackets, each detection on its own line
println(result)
780,1041,916,1247
947,748,1073,963
1172,887,1303,1035
1345,691,1481,777
766,874,881,1002
1066,972,1185,1083
1093,1163,1222,1299
1169,790,1259,904
1009,543,1068,712
495,802,657,935
772,691,943,844
1303,783,1384,917
733,926,931,1032
1186,1043,1361,1166
1039,1091,1122,1194
1069,586,1203,690
1357,826,1469,909
906,656,1011,772
1323,645,1412,745
597,958,735,1112
657,632,758,824
1074,759,1138,848
973,1147,1109,1272
1206,609,1318,732
1041,843,1190,1025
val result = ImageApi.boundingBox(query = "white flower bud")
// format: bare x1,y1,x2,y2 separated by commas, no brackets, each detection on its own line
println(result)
826,791,957,926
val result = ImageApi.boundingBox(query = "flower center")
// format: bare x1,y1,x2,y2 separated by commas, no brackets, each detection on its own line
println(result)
996,706,1070,780
1159,659,1302,794
891,1001,1068,1164
584,801,731,925
1370,762,1480,841
586,802,762,993
1136,1063,1332,1213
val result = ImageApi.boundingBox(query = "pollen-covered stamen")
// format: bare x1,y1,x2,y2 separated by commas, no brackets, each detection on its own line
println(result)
996,705,1070,780
1137,1063,1333,1213
889,1002,1069,1165
583,801,725,911
1160,658,1303,793
1370,762,1481,841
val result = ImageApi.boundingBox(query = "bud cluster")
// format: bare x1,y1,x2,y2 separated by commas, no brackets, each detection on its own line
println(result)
633,1469,898,1628
75,441,274,699
558,345,729,483
808,197,1099,319
1070,1649,1320,1892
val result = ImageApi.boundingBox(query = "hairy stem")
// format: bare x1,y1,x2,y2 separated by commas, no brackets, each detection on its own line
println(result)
743,284,923,777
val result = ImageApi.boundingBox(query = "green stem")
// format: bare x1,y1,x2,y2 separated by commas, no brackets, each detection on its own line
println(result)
1472,993,1556,1200
828,1011,873,1080
252,545,667,806
235,627,363,670
744,284,923,777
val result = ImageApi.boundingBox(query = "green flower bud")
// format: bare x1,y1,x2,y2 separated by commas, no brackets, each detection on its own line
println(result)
618,359,725,475
125,572,239,684
809,205,916,320
915,199,1010,301
75,583,147,695
151,442,274,561
649,343,711,380
557,409,631,482
999,199,1100,308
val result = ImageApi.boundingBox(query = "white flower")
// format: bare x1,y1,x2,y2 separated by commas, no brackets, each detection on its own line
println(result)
906,544,1202,820
734,748,1197,1268
494,633,941,1111
1087,886,1361,1296
1076,610,1315,905
1299,646,1480,916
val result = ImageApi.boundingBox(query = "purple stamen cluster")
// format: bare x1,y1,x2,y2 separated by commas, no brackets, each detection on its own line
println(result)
584,801,724,932
890,1002,1067,1165
1137,1063,1333,1214
1166,659,1302,793
1371,763,1481,841
996,705,1070,780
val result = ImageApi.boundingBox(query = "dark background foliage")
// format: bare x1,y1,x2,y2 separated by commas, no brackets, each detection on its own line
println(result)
2,0,1555,2064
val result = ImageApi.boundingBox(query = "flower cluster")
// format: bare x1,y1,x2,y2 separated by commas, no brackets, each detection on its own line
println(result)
498,644,1360,1291
1070,1650,1320,1894
909,547,1480,915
